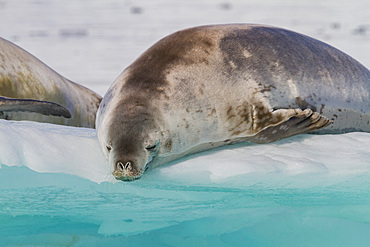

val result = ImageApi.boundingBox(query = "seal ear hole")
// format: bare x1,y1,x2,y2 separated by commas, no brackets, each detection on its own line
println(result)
106,146,112,153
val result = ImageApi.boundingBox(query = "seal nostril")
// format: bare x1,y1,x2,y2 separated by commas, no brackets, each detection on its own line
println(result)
116,161,125,171
125,161,132,171
116,161,133,172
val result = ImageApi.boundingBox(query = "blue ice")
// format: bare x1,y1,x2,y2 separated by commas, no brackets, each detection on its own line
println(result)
0,119,369,246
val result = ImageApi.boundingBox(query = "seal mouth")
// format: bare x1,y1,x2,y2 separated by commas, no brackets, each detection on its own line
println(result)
112,169,143,181
115,173,143,181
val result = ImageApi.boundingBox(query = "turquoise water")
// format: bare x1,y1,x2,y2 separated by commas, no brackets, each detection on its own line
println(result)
0,121,369,246
1,164,369,246
0,111,369,247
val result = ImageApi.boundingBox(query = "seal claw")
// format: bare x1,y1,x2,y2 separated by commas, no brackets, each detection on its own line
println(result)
246,108,332,144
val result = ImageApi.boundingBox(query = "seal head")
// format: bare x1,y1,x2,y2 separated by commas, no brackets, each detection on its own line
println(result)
109,117,161,181
97,89,167,181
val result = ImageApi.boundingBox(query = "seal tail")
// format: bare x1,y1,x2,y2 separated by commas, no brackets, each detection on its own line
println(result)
0,96,71,118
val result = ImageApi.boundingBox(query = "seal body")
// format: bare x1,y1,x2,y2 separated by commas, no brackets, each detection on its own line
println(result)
0,37,102,128
96,24,370,181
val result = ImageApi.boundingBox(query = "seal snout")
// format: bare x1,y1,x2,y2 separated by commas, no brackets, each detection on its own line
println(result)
113,160,143,181
116,161,133,172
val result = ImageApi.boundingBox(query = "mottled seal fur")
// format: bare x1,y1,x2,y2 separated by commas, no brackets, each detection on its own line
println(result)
96,24,370,181
0,37,102,128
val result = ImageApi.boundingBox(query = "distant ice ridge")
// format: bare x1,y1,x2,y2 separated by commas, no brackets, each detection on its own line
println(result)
0,119,369,184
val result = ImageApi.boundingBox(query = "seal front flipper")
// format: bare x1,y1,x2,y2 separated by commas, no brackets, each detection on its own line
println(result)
0,96,72,118
245,109,332,144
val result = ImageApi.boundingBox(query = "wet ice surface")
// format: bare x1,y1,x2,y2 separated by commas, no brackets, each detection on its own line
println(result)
0,0,370,246
0,121,369,246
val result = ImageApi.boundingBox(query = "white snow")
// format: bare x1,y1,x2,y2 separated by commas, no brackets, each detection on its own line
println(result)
0,119,369,186
0,119,111,183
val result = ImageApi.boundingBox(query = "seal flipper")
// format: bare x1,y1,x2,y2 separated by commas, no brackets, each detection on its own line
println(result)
245,109,332,144
0,96,71,118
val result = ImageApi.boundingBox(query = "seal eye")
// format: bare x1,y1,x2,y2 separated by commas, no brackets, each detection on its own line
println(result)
145,143,158,152
106,146,112,153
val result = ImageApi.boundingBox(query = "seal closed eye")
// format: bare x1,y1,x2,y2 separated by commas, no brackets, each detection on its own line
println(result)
96,24,370,181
